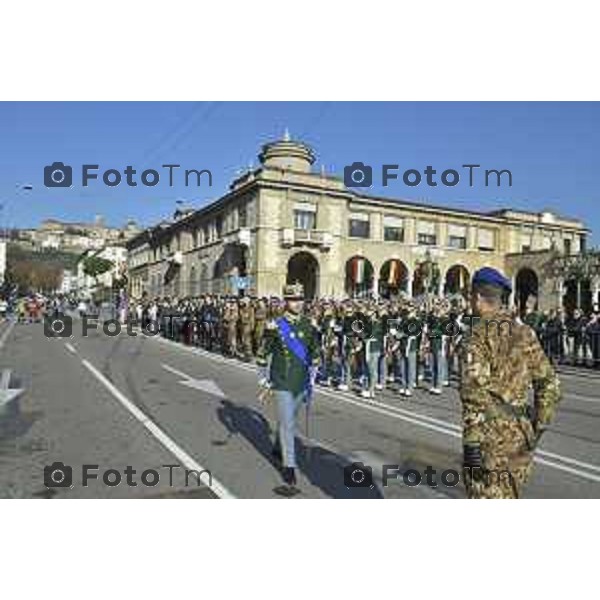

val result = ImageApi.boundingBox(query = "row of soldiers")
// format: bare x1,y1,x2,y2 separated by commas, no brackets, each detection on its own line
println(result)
130,294,600,386
131,292,494,398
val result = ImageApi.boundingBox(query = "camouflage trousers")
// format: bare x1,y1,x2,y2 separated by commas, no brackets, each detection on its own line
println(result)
239,328,253,358
463,456,532,499
463,419,534,499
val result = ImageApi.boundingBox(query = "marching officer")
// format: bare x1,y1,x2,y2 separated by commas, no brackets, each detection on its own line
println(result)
460,267,561,499
256,283,320,491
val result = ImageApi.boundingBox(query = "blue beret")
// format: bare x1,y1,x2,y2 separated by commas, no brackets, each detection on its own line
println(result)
472,267,512,292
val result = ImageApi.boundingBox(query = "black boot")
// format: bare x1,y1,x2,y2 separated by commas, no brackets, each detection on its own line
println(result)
271,438,282,462
273,467,300,497
282,467,296,486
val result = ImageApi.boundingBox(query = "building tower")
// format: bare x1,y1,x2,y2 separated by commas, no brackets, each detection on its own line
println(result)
258,130,316,173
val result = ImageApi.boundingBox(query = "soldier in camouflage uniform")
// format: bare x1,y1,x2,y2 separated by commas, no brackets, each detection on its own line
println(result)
237,296,254,361
460,267,561,499
222,299,239,357
256,283,320,490
252,298,268,356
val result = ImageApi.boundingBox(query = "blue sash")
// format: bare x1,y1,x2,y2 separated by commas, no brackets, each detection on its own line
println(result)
275,317,312,399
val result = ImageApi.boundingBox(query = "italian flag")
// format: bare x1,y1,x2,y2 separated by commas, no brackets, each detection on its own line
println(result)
388,260,398,285
353,257,365,285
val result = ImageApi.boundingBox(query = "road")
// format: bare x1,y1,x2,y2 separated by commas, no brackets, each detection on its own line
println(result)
1,315,600,498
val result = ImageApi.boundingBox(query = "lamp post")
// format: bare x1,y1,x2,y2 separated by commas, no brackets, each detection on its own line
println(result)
0,184,34,240
415,248,441,305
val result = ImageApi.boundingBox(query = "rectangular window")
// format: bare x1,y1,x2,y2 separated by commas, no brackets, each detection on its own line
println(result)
418,233,437,246
447,224,467,249
383,215,404,242
520,229,533,252
349,213,370,238
350,220,370,238
448,235,467,249
384,226,404,242
417,220,437,245
294,210,316,230
215,216,223,238
348,213,370,238
564,238,572,255
238,204,247,228
478,228,495,251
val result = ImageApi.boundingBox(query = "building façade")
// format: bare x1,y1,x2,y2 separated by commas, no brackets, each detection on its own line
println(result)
126,135,597,313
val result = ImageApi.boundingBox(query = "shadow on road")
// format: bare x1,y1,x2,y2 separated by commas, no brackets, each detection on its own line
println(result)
215,399,383,499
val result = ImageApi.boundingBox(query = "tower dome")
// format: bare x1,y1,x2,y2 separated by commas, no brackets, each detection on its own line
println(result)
258,130,315,173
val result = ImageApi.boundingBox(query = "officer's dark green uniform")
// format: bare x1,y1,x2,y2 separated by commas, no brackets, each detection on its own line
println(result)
257,283,320,488
400,309,422,396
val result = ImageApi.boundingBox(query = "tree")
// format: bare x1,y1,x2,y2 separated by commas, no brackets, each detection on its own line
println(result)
6,260,62,294
82,255,114,283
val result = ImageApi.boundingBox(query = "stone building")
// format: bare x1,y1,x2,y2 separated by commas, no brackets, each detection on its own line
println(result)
126,135,595,312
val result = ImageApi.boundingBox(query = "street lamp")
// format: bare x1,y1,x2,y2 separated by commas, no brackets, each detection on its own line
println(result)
1,184,34,240
415,248,441,297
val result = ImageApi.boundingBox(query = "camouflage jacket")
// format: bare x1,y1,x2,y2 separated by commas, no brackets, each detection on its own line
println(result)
460,309,561,446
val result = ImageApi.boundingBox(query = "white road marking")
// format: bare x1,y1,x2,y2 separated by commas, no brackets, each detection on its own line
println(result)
0,319,16,352
1,368,11,389
162,363,192,380
80,358,236,499
316,391,600,475
0,368,25,408
563,392,600,404
161,363,227,398
153,336,600,484
65,342,77,355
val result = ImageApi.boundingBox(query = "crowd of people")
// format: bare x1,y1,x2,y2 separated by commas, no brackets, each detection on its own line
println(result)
523,305,600,368
119,290,600,400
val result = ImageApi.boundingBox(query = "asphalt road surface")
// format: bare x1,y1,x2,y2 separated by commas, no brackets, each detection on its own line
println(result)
1,315,600,499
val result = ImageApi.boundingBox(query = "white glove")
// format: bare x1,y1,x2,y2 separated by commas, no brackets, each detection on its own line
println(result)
258,368,271,389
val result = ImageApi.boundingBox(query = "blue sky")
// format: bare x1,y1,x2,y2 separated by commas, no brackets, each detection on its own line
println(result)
0,101,598,243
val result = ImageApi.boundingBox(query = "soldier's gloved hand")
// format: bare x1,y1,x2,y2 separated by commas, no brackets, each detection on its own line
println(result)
463,443,483,470
258,368,270,389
